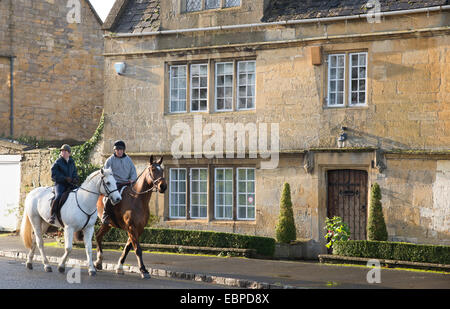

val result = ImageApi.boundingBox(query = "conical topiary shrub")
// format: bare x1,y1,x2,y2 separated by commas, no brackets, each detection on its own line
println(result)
367,183,388,241
275,182,297,243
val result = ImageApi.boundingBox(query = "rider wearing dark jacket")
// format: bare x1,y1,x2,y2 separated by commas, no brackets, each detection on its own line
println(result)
49,144,79,224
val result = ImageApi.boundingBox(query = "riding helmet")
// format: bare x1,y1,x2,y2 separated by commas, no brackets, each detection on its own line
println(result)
60,144,71,153
113,140,126,150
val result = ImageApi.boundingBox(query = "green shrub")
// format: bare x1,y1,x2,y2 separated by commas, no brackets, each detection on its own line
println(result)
98,227,276,257
275,182,296,244
333,240,450,264
324,216,351,249
367,183,388,241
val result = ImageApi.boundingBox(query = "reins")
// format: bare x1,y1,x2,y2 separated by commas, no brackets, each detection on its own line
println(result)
130,165,164,196
72,173,119,230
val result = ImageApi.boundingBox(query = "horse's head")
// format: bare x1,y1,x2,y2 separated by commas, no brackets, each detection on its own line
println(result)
100,168,122,204
146,155,167,194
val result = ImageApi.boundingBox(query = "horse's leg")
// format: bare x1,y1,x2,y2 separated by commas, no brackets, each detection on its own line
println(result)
58,225,73,273
83,226,96,276
128,229,150,279
30,216,52,272
116,237,133,275
94,223,111,270
25,237,37,270
26,221,49,270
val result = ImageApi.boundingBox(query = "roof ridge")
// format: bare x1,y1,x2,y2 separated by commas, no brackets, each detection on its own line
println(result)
83,0,104,25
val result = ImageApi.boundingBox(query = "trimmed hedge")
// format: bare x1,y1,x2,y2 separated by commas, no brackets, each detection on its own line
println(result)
333,240,450,265
99,227,276,257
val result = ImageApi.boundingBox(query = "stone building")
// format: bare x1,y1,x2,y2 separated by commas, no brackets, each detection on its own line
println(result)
0,0,104,142
0,0,104,231
102,0,450,255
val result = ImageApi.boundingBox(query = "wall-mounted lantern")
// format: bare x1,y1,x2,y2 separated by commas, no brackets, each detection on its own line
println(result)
337,126,348,148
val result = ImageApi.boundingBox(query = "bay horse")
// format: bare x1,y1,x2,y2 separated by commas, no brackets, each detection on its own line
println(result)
20,168,122,276
94,155,167,279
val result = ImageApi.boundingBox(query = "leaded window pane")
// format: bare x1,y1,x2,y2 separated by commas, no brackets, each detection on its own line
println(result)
224,0,240,8
186,0,201,12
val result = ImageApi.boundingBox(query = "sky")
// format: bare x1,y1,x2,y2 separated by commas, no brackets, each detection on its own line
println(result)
89,0,116,21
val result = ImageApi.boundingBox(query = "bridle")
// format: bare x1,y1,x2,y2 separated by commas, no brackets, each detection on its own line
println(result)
73,172,120,230
78,173,120,199
131,164,165,195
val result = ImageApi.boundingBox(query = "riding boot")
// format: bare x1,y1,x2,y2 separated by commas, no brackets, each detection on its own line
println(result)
101,199,113,225
49,199,59,224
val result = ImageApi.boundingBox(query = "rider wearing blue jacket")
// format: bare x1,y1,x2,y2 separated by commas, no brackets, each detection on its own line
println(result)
49,144,79,224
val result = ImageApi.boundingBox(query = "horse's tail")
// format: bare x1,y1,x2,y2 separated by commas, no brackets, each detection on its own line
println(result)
20,213,33,250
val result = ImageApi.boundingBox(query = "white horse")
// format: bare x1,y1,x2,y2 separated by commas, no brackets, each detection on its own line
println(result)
20,168,122,276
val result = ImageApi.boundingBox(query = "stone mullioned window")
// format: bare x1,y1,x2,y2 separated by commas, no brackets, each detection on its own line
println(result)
183,0,241,12
326,51,368,108
168,59,256,114
168,166,256,221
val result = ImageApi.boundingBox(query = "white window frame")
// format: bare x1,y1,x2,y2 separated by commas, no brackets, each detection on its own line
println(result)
236,168,256,220
327,54,346,107
169,65,187,113
190,168,208,219
190,63,208,112
237,60,256,111
348,52,368,106
215,62,234,112
169,168,187,219
214,167,233,220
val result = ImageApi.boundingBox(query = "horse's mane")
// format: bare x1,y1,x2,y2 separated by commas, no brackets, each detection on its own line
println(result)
84,170,101,184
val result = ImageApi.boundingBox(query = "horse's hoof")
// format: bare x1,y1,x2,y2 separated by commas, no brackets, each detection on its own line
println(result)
94,263,102,271
89,270,96,277
141,272,151,279
44,265,52,273
116,268,124,275
57,266,65,273
26,263,33,270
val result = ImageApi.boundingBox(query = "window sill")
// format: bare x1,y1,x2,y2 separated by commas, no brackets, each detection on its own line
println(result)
164,109,256,116
323,104,369,110
165,218,256,225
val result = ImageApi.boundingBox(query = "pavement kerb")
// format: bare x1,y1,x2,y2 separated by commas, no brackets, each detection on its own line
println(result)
0,249,297,289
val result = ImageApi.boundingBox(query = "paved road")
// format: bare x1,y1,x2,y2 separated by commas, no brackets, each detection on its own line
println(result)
0,256,232,289
1,235,449,290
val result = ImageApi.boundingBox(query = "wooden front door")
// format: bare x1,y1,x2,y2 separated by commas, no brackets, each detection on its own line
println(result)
327,169,368,240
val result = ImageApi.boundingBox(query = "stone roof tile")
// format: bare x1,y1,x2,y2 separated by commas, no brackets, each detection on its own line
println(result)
262,0,448,22
111,0,160,33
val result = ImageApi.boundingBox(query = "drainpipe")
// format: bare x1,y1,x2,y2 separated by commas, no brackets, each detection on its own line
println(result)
0,55,15,137
9,56,14,137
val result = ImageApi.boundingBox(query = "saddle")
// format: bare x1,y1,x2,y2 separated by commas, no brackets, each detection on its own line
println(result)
50,187,75,225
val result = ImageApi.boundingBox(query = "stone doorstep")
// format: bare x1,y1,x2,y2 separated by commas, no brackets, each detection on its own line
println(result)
72,241,257,258
318,254,450,273
0,250,296,289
